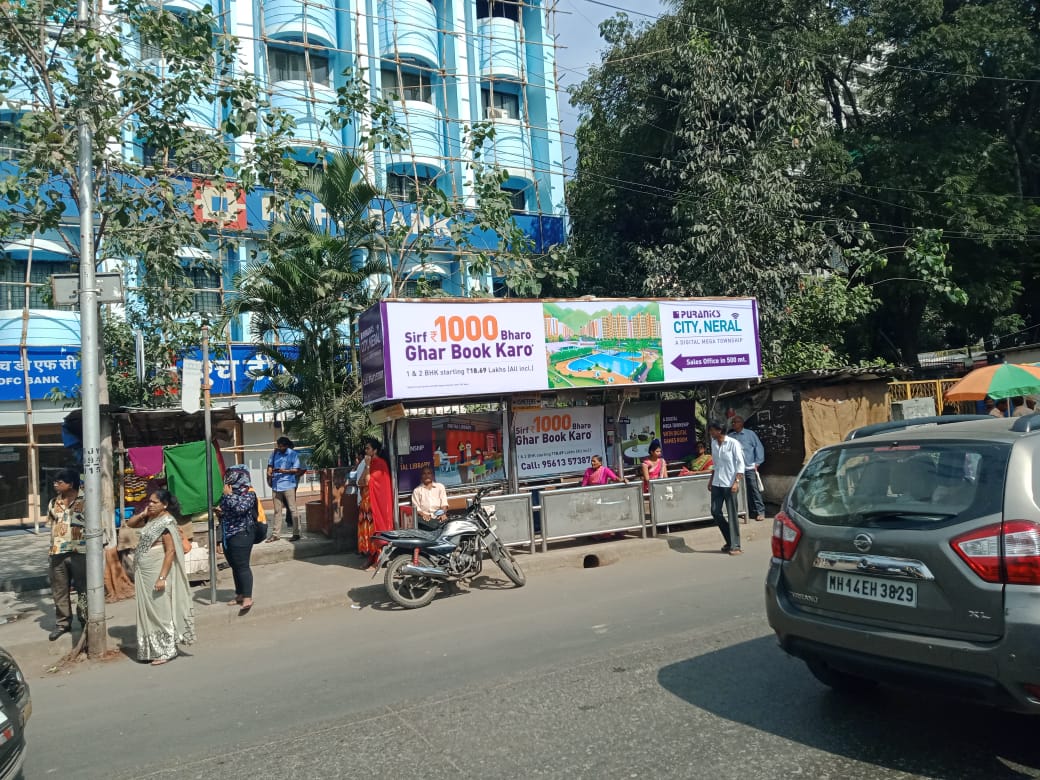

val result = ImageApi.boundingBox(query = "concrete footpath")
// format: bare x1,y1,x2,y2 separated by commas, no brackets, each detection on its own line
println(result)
0,520,770,672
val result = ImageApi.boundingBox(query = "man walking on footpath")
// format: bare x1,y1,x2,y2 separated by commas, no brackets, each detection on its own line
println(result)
267,436,306,542
729,415,767,522
46,468,87,640
708,422,745,556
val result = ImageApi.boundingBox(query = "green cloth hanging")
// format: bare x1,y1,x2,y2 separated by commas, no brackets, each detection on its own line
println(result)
163,441,222,515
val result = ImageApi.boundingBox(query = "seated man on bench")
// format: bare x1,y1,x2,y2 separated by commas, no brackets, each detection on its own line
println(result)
412,466,449,531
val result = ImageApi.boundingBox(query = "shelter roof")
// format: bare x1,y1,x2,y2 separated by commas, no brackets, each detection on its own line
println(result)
720,365,911,397
63,405,240,448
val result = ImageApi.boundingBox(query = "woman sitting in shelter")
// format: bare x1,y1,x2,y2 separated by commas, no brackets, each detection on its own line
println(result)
581,455,623,486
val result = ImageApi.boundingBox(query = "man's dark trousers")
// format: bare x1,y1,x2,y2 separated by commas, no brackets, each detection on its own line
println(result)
49,551,87,630
744,469,765,519
711,485,741,551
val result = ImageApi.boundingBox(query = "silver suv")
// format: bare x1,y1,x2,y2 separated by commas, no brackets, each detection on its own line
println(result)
765,415,1040,713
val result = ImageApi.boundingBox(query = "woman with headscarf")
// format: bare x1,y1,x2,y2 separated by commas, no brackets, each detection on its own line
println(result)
125,489,196,665
216,465,258,611
641,438,668,493
359,437,393,570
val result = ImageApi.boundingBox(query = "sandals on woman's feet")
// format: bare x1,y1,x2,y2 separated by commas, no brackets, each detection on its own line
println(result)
150,657,172,666
238,600,253,614
265,536,279,543
228,597,243,606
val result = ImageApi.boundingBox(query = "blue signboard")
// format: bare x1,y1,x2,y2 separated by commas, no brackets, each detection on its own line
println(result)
0,345,81,401
177,344,299,396
0,343,300,402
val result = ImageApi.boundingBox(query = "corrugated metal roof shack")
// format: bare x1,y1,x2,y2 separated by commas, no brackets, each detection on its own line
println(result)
718,366,911,505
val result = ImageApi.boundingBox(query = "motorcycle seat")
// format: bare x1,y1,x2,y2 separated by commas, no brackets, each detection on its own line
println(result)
379,528,441,542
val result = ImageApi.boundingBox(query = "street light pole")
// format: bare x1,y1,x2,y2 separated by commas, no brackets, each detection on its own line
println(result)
76,0,106,657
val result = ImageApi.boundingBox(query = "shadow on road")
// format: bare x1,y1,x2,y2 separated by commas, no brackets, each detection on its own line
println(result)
657,636,1039,779
657,536,732,557
347,571,521,612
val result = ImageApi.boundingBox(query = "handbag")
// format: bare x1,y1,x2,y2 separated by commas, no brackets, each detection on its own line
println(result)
250,492,268,545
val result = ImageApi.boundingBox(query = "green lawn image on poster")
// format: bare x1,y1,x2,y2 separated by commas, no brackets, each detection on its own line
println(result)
543,302,663,389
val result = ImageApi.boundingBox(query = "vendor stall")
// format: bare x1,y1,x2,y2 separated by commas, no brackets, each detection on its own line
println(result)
64,406,240,593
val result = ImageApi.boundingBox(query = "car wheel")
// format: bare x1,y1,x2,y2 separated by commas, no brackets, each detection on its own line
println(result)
806,659,878,694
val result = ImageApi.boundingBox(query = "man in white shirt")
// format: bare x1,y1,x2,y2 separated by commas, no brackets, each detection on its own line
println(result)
708,421,745,556
412,467,448,528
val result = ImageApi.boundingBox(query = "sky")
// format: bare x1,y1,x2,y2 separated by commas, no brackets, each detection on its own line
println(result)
551,0,668,173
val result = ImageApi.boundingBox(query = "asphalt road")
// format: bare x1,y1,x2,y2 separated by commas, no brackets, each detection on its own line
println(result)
20,537,1040,780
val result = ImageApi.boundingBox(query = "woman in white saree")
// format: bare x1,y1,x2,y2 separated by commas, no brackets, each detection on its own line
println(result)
126,489,196,665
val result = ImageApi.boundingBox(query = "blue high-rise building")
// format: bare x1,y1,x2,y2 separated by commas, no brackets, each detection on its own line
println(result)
0,0,567,526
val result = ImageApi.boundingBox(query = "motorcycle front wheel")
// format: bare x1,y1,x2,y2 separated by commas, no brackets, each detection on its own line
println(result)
385,554,439,609
486,539,526,587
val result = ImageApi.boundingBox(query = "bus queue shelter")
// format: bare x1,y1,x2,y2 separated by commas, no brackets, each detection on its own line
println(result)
359,297,763,551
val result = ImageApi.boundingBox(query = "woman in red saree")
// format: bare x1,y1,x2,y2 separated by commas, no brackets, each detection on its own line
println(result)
359,437,393,570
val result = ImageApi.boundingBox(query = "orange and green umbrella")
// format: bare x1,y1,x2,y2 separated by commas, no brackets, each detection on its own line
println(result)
944,363,1040,402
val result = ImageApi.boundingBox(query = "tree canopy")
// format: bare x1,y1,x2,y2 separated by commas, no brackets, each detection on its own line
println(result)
568,0,1039,370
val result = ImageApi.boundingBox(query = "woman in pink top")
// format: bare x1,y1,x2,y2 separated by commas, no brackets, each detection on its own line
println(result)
641,438,668,492
581,455,622,486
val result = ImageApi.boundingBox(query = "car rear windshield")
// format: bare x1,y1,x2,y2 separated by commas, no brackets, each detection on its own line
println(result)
789,440,1011,527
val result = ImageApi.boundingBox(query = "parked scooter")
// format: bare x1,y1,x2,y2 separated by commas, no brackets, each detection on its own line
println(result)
371,486,525,608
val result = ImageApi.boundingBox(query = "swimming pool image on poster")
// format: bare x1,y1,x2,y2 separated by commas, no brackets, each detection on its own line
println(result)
544,302,663,388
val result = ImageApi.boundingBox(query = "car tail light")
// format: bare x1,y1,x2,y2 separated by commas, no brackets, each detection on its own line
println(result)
950,520,1040,585
772,510,801,560
1022,683,1040,702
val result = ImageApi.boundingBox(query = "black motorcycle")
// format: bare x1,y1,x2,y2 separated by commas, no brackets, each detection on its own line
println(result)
371,486,526,609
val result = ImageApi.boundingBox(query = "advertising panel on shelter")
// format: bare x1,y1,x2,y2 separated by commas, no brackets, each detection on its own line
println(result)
360,297,760,403
432,414,505,487
514,406,605,479
360,306,389,404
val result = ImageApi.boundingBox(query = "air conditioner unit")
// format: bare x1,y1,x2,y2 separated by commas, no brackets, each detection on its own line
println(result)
486,107,510,120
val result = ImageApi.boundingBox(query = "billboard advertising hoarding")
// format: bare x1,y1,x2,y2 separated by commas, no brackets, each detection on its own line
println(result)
361,297,760,403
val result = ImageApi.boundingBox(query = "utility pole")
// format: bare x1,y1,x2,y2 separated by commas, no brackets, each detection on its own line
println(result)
76,0,106,657
202,324,218,603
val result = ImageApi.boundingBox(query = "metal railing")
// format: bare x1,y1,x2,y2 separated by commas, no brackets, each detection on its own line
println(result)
888,379,974,414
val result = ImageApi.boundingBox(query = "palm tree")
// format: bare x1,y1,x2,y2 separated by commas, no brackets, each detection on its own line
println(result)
224,153,386,467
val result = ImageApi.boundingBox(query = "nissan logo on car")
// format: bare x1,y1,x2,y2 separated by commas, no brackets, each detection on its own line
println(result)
853,533,873,552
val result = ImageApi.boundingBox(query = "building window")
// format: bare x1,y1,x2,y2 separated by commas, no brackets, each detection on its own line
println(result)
140,33,163,61
502,186,525,211
0,262,74,309
380,69,434,104
184,264,221,314
476,0,520,22
142,144,210,174
0,122,24,162
386,172,433,201
481,88,520,119
402,277,443,296
269,46,330,85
